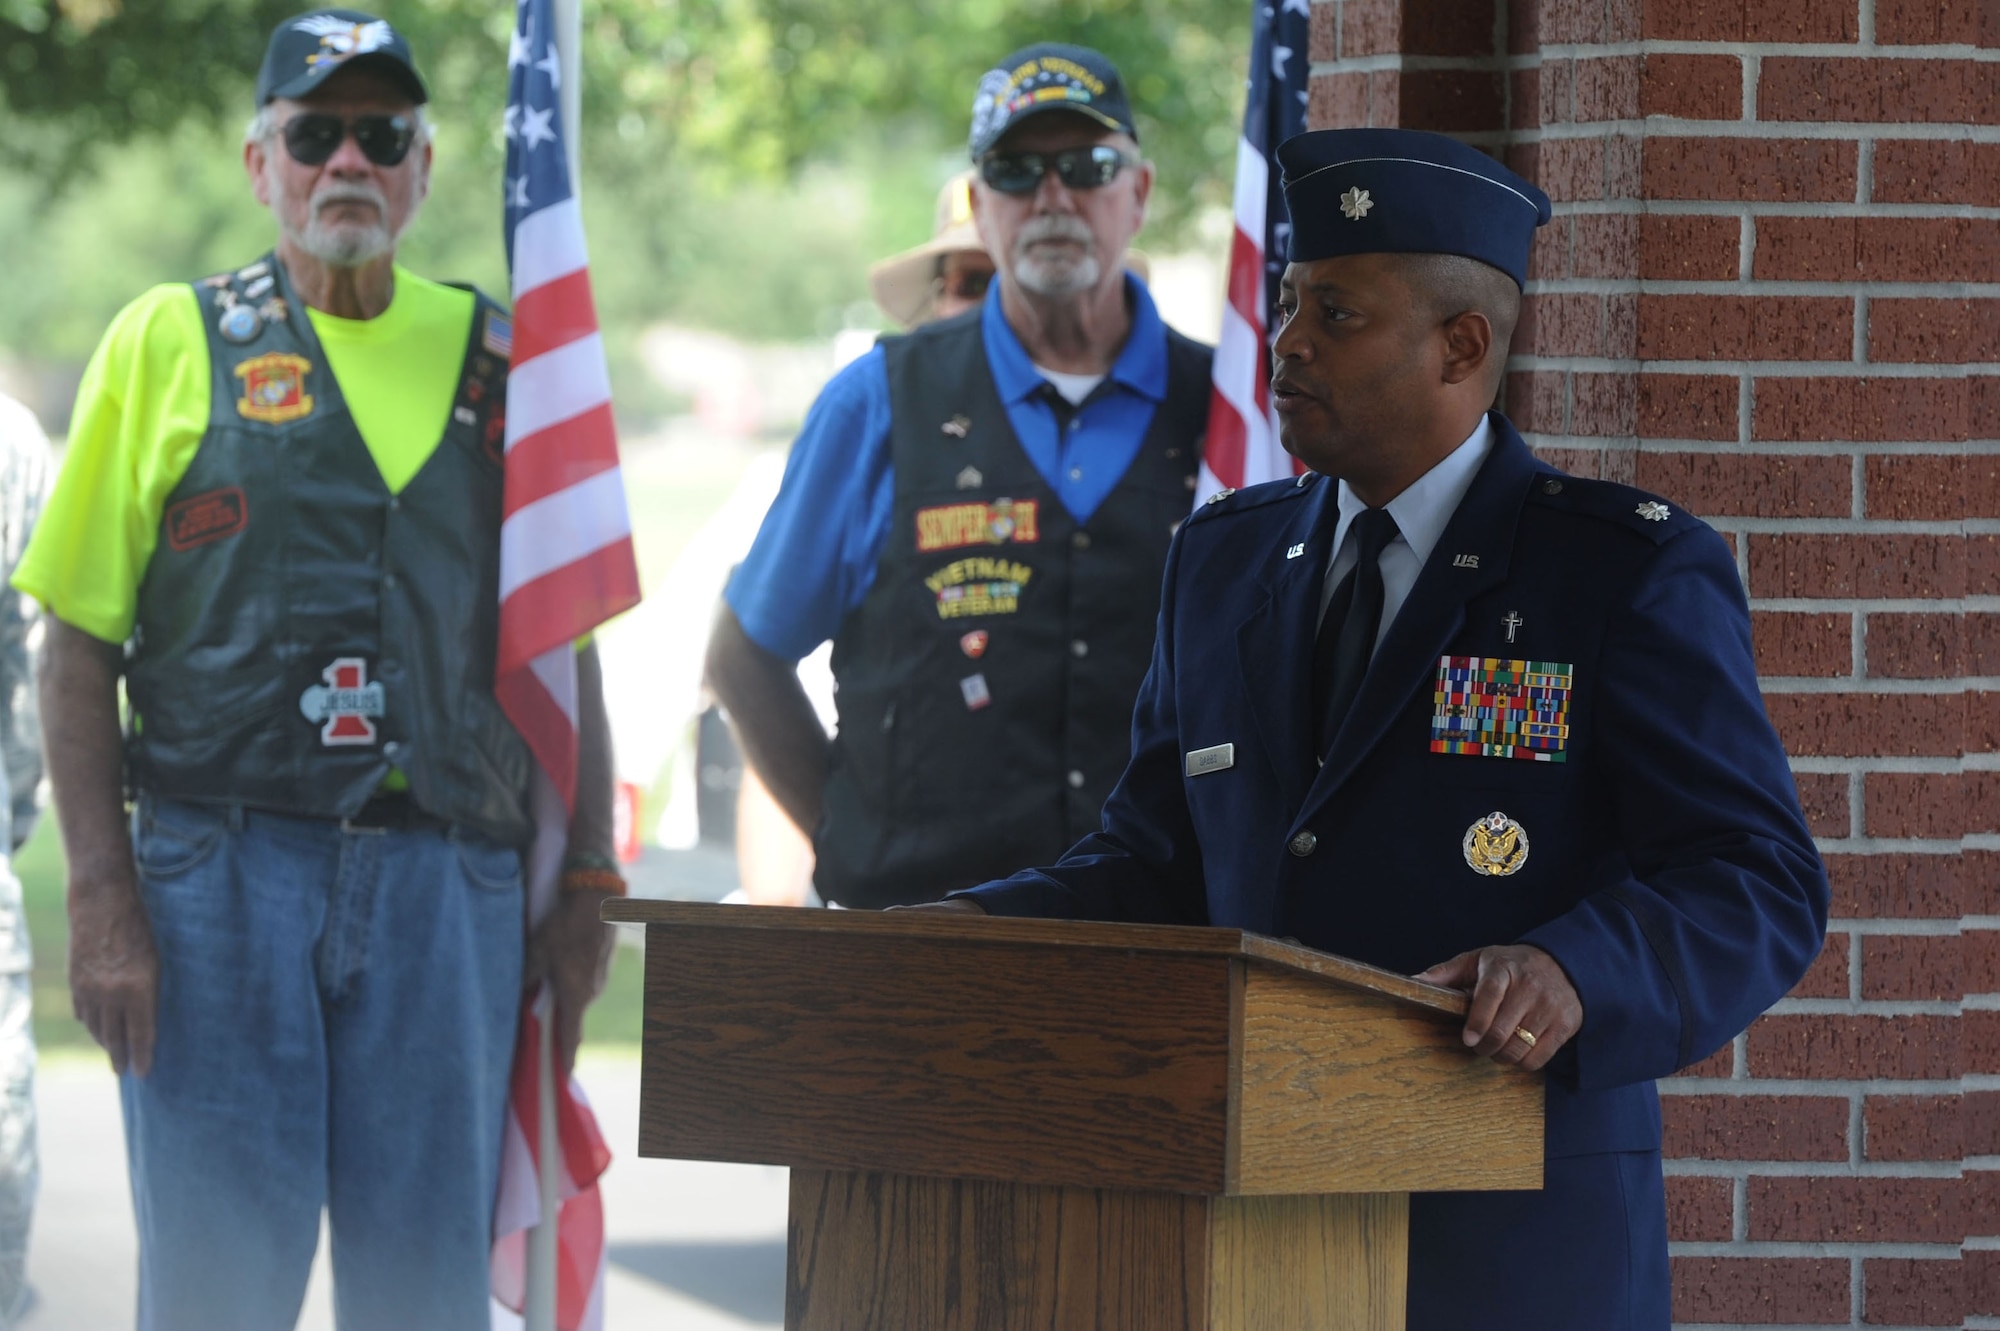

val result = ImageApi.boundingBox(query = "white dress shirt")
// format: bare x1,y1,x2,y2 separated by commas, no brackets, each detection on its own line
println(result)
1317,417,1496,656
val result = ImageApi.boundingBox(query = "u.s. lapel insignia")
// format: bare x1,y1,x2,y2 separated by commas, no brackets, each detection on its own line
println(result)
942,415,971,438
1463,811,1529,877
1286,542,1305,560
1636,501,1670,521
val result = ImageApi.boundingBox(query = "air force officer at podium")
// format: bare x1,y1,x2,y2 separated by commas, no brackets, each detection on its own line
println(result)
916,129,1829,1331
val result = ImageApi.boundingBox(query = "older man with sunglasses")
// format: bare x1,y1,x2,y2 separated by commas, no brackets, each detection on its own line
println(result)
709,44,1213,909
11,9,618,1327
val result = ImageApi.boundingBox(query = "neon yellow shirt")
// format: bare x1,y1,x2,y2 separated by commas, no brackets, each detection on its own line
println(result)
13,267,475,645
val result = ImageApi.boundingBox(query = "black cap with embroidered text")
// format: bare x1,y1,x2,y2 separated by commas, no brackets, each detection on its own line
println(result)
255,9,428,108
967,43,1137,159
1277,128,1552,289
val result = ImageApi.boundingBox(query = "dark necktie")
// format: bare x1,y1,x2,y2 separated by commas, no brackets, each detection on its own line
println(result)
1311,507,1400,757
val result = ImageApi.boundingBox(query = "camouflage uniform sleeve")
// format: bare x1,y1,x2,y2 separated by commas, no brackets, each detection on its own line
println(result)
0,398,51,853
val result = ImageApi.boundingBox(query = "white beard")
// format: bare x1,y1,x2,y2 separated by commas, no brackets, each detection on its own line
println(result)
269,160,400,267
1012,215,1103,298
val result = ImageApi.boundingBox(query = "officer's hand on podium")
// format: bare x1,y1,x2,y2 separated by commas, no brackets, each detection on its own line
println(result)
885,898,988,914
1415,943,1581,1074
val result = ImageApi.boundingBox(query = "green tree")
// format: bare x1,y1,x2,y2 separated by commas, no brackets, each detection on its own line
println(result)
1,0,1248,231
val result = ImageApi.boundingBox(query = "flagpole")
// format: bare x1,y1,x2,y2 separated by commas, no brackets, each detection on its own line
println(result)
555,0,582,197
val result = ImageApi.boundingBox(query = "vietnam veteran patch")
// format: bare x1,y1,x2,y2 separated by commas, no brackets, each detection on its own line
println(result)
925,556,1033,619
1430,656,1573,762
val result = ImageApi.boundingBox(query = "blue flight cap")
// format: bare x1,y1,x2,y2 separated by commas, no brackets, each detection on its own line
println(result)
1276,129,1553,289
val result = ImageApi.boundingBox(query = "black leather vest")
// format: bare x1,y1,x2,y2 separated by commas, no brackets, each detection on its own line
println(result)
814,310,1211,908
124,255,535,846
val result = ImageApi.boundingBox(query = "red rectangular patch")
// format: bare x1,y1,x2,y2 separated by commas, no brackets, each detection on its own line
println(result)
165,486,248,552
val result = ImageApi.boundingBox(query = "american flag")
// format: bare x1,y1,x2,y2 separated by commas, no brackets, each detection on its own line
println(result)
490,0,641,1323
1198,0,1311,502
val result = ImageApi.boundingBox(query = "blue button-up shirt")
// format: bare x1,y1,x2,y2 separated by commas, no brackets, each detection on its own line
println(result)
727,275,1173,661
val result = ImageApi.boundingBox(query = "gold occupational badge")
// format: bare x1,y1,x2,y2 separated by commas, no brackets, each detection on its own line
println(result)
1463,810,1529,877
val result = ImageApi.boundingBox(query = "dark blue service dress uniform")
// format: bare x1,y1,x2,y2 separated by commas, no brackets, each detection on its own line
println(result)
958,414,1830,1330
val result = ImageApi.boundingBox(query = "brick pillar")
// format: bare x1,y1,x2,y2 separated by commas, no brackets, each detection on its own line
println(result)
1306,2,1994,1326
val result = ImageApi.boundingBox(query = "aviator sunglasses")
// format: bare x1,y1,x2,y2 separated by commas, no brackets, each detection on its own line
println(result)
979,145,1137,196
281,113,418,168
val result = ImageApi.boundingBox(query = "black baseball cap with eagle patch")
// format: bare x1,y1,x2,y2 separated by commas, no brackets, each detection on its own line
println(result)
255,8,428,107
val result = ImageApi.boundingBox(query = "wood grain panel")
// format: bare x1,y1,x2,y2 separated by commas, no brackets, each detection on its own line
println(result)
787,1170,1210,1331
1208,1193,1407,1331
1231,966,1543,1195
640,926,1235,1193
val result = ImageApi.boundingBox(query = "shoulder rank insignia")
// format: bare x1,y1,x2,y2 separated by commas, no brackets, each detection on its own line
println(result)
1204,487,1235,506
1431,656,1571,762
1463,811,1529,877
1636,501,1670,521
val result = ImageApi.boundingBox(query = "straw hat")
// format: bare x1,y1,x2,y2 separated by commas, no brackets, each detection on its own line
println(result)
868,171,1152,329
869,172,988,329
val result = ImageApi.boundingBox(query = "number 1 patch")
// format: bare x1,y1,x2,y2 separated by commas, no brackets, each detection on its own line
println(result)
1430,656,1572,762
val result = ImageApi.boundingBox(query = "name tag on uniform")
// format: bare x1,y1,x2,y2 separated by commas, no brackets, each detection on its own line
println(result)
1185,743,1235,777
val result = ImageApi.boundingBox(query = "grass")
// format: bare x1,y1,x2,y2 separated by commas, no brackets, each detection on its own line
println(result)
17,814,648,1056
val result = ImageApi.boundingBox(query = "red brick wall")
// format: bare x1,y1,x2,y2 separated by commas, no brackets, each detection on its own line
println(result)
1306,1,1993,1325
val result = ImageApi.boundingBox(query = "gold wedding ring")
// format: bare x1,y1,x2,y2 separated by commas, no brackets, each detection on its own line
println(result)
1512,1027,1538,1048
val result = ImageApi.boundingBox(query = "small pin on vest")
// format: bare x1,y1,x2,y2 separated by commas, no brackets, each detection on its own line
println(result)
941,415,971,438
955,465,983,490
218,304,262,345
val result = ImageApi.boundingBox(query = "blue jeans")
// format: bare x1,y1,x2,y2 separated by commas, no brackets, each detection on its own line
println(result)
122,796,524,1331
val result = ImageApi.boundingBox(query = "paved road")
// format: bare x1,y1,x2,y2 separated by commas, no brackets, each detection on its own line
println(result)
22,1051,787,1330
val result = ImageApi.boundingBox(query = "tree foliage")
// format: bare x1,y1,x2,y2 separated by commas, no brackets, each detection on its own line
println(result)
2,0,1248,229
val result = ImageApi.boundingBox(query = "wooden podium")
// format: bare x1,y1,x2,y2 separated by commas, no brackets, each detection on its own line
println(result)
601,901,1542,1331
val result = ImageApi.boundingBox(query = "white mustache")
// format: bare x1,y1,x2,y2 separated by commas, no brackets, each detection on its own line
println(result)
1018,216,1094,248
313,185,386,214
